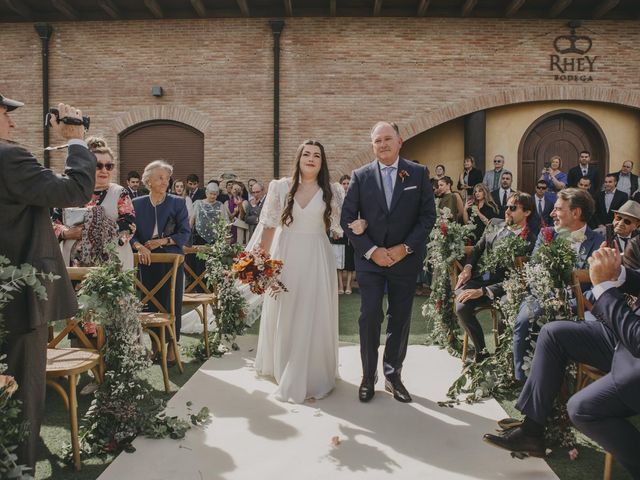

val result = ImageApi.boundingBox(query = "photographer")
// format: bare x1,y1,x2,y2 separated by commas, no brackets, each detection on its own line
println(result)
538,155,567,194
0,94,95,471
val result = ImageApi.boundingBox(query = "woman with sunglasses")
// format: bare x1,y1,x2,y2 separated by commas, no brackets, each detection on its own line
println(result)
52,136,135,269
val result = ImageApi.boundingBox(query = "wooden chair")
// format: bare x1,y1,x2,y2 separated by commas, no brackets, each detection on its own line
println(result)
134,253,184,393
571,268,614,480
182,246,217,358
452,246,500,364
46,267,103,471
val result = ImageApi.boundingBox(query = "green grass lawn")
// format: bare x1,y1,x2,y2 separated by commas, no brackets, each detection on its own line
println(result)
36,293,628,479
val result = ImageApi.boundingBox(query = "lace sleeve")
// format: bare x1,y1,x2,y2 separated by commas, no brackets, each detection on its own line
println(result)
259,179,284,228
329,182,344,237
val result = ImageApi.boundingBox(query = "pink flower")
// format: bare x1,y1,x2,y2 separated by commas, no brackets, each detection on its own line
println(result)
440,222,448,236
83,321,98,337
568,448,578,460
0,374,18,397
542,227,555,245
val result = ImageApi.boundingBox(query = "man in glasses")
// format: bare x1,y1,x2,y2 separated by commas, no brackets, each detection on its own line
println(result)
567,150,599,195
454,192,537,364
482,154,511,193
530,180,554,234
612,161,638,197
512,188,604,383
609,201,640,259
0,93,95,472
594,174,628,228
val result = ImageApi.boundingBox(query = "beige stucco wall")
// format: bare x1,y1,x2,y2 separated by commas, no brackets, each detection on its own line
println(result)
485,101,640,189
400,118,465,181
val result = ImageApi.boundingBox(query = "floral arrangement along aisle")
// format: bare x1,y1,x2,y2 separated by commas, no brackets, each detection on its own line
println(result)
73,256,208,459
193,217,247,360
422,208,477,355
0,256,57,479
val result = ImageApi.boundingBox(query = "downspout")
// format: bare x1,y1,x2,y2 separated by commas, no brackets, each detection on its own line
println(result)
269,20,284,178
34,23,53,167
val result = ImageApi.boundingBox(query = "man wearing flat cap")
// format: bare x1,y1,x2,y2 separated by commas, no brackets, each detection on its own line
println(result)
0,94,95,471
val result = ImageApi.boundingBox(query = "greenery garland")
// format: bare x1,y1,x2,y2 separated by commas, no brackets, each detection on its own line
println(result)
422,208,477,355
72,254,209,459
192,217,247,361
0,257,57,479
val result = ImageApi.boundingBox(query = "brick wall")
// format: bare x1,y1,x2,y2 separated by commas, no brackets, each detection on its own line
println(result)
1,18,638,184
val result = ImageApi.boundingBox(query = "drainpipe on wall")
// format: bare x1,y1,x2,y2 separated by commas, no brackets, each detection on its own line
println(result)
34,23,54,168
269,20,285,178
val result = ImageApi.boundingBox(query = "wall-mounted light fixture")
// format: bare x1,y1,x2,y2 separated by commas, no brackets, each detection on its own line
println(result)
151,86,164,97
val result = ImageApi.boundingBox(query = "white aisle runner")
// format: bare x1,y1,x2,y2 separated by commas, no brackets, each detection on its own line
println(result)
99,337,558,480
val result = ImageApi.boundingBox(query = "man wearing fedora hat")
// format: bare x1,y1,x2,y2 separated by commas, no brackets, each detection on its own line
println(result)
610,200,640,256
0,93,95,471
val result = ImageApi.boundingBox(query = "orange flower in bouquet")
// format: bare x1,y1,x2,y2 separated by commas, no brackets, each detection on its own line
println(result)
232,248,288,296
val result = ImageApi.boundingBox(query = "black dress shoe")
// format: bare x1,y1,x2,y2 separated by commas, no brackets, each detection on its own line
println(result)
483,426,545,458
359,375,377,402
384,377,412,403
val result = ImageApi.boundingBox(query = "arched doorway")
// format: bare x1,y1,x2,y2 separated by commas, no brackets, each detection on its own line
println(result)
518,110,608,195
119,120,204,186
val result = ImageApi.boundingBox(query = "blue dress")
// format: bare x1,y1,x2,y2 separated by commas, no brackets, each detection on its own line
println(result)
131,194,191,340
542,170,567,194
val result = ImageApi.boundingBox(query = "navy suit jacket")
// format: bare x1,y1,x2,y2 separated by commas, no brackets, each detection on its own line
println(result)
340,157,436,275
529,192,555,235
131,194,191,253
533,226,604,273
591,268,640,412
595,189,628,227
567,165,599,194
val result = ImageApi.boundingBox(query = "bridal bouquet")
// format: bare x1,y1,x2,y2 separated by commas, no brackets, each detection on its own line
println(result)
231,248,288,296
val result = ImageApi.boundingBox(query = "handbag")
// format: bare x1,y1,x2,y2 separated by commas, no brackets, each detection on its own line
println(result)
62,207,88,227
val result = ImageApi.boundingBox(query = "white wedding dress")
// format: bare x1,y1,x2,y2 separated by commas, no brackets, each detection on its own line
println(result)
253,178,342,403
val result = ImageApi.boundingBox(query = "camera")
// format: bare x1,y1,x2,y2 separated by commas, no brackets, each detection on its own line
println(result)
45,108,90,130
543,161,550,169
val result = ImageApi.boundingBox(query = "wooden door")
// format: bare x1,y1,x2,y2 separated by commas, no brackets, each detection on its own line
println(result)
519,111,608,195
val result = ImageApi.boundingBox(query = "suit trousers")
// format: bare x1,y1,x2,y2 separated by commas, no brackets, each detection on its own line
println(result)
516,321,640,477
357,271,416,380
454,295,490,355
2,324,49,471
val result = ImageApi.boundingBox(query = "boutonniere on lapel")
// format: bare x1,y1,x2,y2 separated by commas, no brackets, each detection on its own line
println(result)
398,170,409,183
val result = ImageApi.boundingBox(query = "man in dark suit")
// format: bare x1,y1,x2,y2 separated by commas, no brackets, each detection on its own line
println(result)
612,160,638,197
567,150,599,195
529,179,555,235
512,188,604,381
0,95,95,471
484,245,640,479
186,173,206,202
124,170,148,198
594,174,629,227
341,121,436,403
455,193,537,363
490,171,515,218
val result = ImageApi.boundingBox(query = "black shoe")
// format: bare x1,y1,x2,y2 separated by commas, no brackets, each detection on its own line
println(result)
483,426,545,458
384,376,412,403
463,351,489,367
359,374,377,402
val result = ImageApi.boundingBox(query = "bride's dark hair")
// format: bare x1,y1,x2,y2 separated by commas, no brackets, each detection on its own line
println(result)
281,140,333,230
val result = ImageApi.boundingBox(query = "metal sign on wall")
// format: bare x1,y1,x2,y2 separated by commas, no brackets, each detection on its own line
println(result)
550,23,597,83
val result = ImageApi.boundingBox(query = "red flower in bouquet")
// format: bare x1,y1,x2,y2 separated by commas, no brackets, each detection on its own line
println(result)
542,226,555,245
82,321,98,337
519,224,530,240
440,222,448,236
435,299,443,312
232,248,288,296
398,169,410,183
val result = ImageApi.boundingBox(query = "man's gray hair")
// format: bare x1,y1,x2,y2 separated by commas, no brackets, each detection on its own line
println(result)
370,121,400,139
557,187,595,222
142,160,173,187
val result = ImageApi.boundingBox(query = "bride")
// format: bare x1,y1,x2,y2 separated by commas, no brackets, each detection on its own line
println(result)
251,140,344,403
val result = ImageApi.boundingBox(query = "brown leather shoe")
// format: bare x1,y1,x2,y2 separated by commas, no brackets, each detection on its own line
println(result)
384,376,412,403
483,426,545,458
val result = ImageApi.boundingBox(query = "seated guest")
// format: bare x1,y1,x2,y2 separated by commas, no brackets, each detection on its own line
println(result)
538,155,567,194
512,188,603,382
455,192,537,363
609,200,640,257
483,245,640,479
567,150,599,195
436,176,464,223
594,174,628,228
462,183,500,241
529,179,555,235
53,137,135,269
172,179,194,223
491,171,515,218
186,173,206,202
612,160,638,197
131,160,191,364
457,155,483,200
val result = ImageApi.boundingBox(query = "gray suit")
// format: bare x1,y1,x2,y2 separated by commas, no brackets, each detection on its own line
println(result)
0,140,95,469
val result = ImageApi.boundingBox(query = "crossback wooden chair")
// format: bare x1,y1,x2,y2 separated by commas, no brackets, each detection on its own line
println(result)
571,268,614,480
452,246,500,364
134,253,184,393
46,267,104,471
182,246,217,358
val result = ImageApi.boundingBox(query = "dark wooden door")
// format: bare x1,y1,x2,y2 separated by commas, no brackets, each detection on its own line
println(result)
519,111,608,195
119,121,204,186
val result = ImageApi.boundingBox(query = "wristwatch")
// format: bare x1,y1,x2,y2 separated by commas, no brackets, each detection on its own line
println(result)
403,244,413,255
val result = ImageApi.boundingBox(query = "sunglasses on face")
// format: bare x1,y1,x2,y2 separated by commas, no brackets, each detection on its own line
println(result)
493,160,502,164
536,185,547,190
506,205,519,212
96,162,115,171
614,214,634,226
